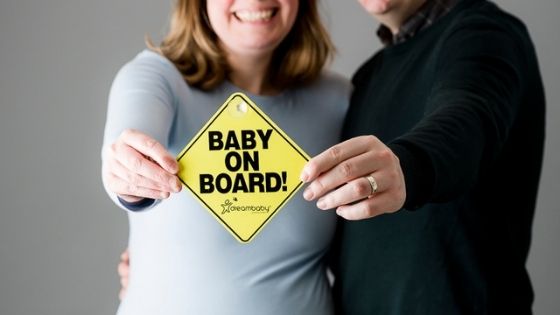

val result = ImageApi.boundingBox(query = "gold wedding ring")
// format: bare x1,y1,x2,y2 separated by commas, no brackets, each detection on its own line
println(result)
366,175,378,197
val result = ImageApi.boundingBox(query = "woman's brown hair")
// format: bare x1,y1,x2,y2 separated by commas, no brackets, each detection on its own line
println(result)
149,0,334,91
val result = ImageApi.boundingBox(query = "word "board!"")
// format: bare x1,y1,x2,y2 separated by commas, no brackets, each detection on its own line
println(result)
177,93,309,243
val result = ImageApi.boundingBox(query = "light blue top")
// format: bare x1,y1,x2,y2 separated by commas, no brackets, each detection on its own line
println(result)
102,50,350,315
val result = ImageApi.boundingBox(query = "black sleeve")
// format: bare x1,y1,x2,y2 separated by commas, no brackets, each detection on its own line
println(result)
390,15,527,209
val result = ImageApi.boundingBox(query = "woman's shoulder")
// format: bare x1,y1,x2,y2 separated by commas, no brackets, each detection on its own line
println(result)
112,49,184,92
112,50,185,98
318,70,351,88
288,70,350,116
303,70,352,99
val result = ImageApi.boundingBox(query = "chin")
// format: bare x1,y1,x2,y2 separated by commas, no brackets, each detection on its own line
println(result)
360,0,392,15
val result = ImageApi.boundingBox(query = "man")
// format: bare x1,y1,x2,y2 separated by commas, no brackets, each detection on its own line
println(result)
301,0,545,313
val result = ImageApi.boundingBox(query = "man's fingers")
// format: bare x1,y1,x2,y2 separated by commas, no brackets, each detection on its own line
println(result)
300,136,379,182
299,134,406,221
119,289,126,301
316,175,381,210
118,249,130,301
120,250,129,262
335,191,398,220
120,275,129,290
120,129,178,174
118,260,129,277
303,150,380,201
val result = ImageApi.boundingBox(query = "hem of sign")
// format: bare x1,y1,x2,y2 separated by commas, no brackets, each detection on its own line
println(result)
178,178,304,243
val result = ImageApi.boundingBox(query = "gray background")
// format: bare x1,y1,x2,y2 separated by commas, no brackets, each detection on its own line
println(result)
0,0,557,314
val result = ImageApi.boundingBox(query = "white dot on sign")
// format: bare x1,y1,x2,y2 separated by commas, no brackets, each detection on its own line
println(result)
236,101,247,114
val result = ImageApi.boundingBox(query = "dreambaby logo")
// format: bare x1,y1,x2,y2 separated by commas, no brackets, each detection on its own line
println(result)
220,197,271,215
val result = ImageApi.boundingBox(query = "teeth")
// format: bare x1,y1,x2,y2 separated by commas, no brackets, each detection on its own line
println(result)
235,9,274,22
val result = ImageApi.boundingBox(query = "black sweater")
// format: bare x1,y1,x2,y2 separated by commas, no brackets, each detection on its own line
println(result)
332,0,545,314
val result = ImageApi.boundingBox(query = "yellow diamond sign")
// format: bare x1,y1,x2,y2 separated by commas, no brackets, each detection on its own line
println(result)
177,93,309,243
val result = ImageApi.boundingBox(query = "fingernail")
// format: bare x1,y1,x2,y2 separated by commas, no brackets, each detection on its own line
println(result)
167,158,179,173
300,170,309,183
170,178,180,192
303,188,314,200
317,198,327,210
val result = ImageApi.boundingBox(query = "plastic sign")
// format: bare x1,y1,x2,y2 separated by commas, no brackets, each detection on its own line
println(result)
177,93,309,243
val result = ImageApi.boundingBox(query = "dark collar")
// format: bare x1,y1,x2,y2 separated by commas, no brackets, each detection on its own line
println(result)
377,0,460,46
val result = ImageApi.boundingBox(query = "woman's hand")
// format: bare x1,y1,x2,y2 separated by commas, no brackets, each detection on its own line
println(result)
300,135,406,220
103,129,182,202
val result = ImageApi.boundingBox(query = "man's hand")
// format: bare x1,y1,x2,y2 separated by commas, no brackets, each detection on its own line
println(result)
300,135,406,220
118,249,130,300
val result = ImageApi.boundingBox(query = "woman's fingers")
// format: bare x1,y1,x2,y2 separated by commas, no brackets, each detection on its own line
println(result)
105,171,171,200
113,142,181,192
108,158,169,193
102,129,183,200
119,129,178,174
